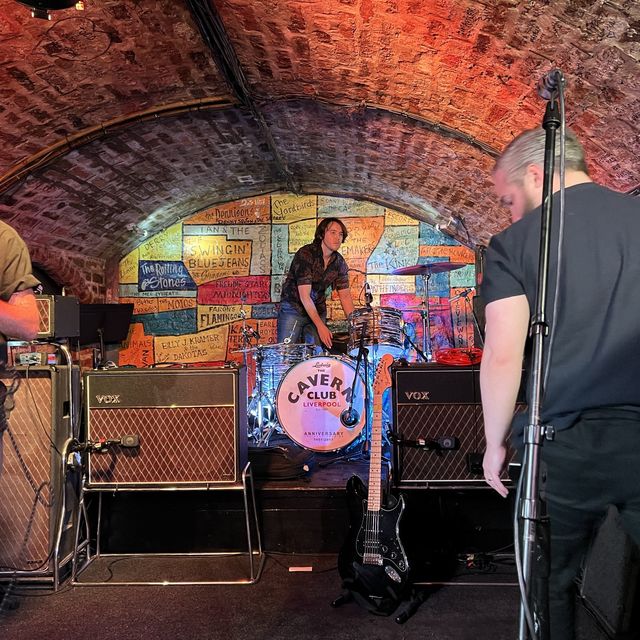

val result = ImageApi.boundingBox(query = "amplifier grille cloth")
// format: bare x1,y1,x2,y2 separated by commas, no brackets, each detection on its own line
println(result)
397,404,484,482
396,404,515,483
88,406,236,485
0,375,52,570
36,298,51,334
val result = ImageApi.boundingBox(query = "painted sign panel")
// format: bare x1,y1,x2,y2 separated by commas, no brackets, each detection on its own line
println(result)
271,225,292,275
419,244,475,263
184,224,272,275
340,217,385,268
271,194,316,223
186,196,271,225
140,223,183,261
198,304,244,331
119,323,155,368
119,249,138,284
385,209,419,226
155,326,229,364
120,297,197,316
198,275,271,305
183,236,252,284
136,308,197,336
288,219,316,253
138,261,197,292
367,225,420,273
318,195,384,218
420,223,458,246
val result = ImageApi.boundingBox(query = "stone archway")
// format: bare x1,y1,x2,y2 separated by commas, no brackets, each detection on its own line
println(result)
29,245,105,303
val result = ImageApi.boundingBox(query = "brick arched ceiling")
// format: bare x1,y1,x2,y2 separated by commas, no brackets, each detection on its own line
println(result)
0,0,638,265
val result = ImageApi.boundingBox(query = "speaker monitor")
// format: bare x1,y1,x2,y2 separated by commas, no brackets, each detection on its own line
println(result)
0,365,79,577
36,295,80,339
579,506,640,638
84,367,247,488
391,362,519,486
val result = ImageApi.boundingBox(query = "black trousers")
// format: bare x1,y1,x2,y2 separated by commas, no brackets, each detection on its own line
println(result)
540,409,640,640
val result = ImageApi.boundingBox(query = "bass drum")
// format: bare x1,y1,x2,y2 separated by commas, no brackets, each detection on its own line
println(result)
276,356,366,452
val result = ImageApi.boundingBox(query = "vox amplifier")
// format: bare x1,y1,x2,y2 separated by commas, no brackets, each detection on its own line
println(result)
390,362,521,486
84,366,247,488
36,295,80,339
0,365,80,577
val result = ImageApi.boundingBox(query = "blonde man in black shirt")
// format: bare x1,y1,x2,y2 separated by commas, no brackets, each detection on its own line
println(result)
481,127,640,639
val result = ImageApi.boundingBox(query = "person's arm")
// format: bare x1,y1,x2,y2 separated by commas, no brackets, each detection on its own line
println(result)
337,287,355,317
297,284,333,348
480,294,529,497
0,289,39,341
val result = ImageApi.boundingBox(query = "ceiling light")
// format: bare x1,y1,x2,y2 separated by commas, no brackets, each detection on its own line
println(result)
435,216,463,234
15,1,77,20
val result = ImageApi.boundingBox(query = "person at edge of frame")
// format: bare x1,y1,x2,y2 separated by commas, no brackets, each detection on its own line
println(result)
277,217,355,351
479,126,640,640
0,220,40,610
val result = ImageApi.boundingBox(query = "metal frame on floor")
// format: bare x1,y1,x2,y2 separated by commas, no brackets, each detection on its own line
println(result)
70,462,264,586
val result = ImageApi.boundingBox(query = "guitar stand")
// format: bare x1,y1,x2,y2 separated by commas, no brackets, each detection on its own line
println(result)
330,584,431,624
330,589,353,609
393,586,432,624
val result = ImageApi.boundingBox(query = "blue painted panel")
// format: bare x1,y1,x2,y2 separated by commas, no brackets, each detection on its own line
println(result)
136,308,197,336
138,261,197,292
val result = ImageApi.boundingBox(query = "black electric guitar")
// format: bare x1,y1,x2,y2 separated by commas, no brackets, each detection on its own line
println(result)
338,353,409,615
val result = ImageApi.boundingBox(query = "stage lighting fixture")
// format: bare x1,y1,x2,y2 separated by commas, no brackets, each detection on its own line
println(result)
15,1,78,20
435,215,464,234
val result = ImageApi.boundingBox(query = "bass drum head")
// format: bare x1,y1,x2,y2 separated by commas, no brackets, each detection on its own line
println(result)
275,356,365,452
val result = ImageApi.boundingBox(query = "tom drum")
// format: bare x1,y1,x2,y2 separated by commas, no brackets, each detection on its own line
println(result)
347,306,405,360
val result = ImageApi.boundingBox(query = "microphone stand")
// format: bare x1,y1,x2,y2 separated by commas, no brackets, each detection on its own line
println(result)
457,293,485,349
517,73,564,640
342,324,368,458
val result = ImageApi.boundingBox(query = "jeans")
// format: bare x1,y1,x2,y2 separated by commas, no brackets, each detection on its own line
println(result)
276,301,325,348
540,409,640,639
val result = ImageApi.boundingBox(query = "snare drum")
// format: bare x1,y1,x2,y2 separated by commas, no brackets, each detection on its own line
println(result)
276,356,365,452
347,306,405,359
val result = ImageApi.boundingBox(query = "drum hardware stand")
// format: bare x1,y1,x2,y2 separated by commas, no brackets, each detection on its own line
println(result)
449,288,485,348
334,326,371,461
401,326,428,362
250,346,278,447
416,273,434,361
393,262,467,361
239,300,278,447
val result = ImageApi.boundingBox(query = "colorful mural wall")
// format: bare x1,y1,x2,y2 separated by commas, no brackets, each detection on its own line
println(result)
118,194,476,368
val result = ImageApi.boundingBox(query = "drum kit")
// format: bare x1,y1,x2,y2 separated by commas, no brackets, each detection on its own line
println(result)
236,262,468,451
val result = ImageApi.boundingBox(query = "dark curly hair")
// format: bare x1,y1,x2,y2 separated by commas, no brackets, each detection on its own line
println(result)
313,217,348,245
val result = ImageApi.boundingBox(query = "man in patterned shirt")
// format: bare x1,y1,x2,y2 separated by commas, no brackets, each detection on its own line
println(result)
277,217,355,349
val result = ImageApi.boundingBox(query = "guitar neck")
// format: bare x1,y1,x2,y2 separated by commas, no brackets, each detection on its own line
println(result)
367,394,383,512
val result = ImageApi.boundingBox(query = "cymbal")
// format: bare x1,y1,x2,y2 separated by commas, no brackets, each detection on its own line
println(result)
392,262,467,276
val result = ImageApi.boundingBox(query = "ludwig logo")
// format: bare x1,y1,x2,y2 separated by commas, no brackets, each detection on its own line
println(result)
96,394,121,404
405,391,430,401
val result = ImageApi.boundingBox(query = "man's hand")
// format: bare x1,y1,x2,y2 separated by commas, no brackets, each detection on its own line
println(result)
483,443,509,497
317,322,333,349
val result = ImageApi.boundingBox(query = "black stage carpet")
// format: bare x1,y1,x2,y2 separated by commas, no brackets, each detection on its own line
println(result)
1,554,520,640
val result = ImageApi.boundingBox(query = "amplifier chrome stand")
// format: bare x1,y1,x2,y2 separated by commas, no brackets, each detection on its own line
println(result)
70,462,264,586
